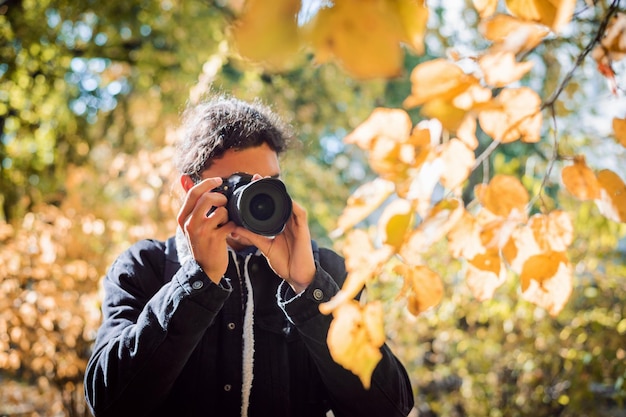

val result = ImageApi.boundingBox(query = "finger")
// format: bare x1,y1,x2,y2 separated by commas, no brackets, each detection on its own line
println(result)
177,177,223,227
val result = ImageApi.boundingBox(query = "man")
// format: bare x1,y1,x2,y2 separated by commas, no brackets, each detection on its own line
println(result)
84,96,414,417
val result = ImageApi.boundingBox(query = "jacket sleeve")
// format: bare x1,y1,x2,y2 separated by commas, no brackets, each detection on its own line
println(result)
277,247,415,417
84,239,231,417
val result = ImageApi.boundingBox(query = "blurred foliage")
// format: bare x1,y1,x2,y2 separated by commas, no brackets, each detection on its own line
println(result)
1,0,625,416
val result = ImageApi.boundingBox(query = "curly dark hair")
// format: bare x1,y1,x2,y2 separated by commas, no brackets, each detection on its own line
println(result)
174,95,293,182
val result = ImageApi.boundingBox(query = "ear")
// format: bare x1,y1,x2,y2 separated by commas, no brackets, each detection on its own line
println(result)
180,175,195,192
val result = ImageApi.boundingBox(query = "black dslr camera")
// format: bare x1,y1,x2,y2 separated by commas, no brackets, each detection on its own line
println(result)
212,172,292,236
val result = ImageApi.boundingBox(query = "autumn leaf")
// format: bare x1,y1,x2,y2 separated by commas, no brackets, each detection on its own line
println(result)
520,251,572,316
438,138,476,190
326,300,385,388
400,198,464,260
378,198,415,251
331,178,396,237
403,59,480,108
561,156,601,200
478,87,542,143
475,174,529,217
456,114,480,150
613,117,626,148
320,230,394,314
307,0,408,79
395,263,444,315
394,0,429,55
479,51,534,87
595,169,626,223
344,108,412,150
466,250,507,301
473,0,498,18
481,14,550,54
447,209,485,260
231,0,302,69
505,0,576,33
502,224,541,274
420,98,469,133
529,210,573,252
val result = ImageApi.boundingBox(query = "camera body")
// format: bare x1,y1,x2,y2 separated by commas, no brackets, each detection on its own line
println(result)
212,172,292,236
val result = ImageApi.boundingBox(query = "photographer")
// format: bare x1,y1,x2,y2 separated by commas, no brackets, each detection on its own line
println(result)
84,96,414,417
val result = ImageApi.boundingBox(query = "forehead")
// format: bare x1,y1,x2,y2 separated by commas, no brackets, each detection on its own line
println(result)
201,143,281,179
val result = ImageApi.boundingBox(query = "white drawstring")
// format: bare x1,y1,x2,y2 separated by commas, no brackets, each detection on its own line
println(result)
232,251,255,417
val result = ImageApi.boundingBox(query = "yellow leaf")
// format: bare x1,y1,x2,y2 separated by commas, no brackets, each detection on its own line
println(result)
561,156,601,200
473,0,498,18
403,59,480,108
505,0,576,33
344,108,412,150
595,169,626,223
401,198,464,259
438,138,476,190
481,14,550,54
395,264,444,315
520,251,572,316
321,230,394,314
502,224,541,274
613,117,626,148
332,179,396,236
475,174,529,217
327,300,384,388
420,98,469,133
529,210,573,252
447,209,485,259
466,250,507,301
307,0,406,79
394,0,429,55
231,0,301,69
478,87,542,143
479,51,534,87
378,198,415,251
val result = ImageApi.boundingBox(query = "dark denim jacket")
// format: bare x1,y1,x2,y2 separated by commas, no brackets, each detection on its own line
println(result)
84,236,414,417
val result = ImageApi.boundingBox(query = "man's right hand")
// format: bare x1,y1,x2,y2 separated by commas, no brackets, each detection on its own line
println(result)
177,176,236,283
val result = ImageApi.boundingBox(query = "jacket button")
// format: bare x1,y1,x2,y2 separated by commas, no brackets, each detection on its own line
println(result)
227,322,236,330
313,288,324,301
191,280,204,290
224,384,232,392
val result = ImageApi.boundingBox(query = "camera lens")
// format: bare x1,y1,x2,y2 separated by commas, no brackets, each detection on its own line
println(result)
249,193,275,221
229,178,292,236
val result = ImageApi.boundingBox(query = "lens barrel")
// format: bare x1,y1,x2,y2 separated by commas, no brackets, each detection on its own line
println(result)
228,177,292,236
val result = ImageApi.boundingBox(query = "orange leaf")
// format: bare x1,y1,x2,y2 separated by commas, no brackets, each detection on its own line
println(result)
478,87,542,143
344,108,412,150
401,198,464,259
307,0,407,79
321,230,394,314
613,117,626,148
529,210,573,252
481,14,550,54
403,59,480,108
505,0,576,33
438,138,476,190
456,115,480,150
479,51,534,87
473,0,498,18
520,251,572,316
395,264,444,315
502,224,541,274
327,300,384,388
561,156,601,200
475,174,529,217
466,250,507,301
231,0,301,69
332,179,396,236
447,209,485,260
595,169,626,223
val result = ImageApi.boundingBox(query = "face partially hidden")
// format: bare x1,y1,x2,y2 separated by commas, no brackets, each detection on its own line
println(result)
184,143,282,251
